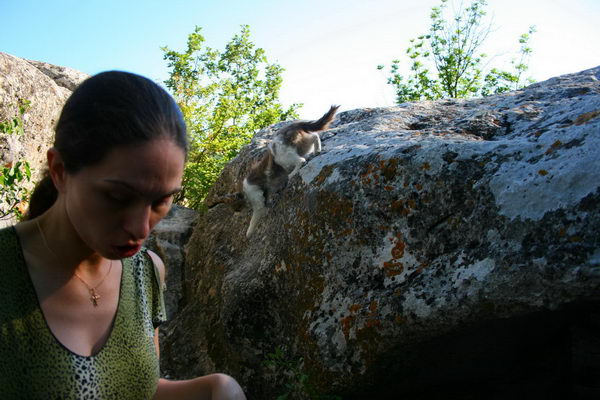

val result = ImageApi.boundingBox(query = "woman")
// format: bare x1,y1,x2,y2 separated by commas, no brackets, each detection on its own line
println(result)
0,71,246,399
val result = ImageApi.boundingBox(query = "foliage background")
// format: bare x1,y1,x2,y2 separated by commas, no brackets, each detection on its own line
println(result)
378,0,536,103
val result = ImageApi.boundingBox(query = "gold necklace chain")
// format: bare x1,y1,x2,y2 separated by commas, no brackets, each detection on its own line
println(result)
35,219,113,307
73,262,113,307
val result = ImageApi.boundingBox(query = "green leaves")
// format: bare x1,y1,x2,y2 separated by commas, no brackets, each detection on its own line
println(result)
1,160,32,221
1,100,32,221
1,161,31,187
263,347,342,400
0,100,30,136
379,0,536,103
162,25,300,208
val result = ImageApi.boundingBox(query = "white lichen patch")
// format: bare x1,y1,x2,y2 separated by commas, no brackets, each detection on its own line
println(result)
488,126,600,221
402,289,433,319
307,288,356,352
485,229,521,252
324,168,343,186
300,128,431,184
451,257,496,292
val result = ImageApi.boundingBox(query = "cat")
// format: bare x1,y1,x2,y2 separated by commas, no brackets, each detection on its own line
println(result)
270,105,339,177
242,105,339,237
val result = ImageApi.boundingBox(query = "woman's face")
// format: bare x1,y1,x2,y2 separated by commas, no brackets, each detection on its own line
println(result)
61,138,185,259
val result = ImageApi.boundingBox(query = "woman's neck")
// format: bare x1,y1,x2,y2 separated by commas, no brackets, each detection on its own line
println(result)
26,199,106,275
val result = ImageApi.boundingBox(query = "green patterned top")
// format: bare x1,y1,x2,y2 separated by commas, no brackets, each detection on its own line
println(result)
0,226,167,399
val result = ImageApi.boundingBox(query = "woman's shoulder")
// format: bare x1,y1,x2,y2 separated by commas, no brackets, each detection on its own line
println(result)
128,247,166,288
145,249,165,286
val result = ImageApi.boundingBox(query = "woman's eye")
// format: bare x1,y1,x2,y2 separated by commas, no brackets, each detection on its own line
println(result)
106,192,131,204
153,195,173,209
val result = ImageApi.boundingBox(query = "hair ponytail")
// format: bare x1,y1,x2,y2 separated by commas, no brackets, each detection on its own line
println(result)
24,172,57,220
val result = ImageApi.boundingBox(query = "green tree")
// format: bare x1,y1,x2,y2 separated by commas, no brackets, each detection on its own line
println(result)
378,0,535,103
162,25,300,209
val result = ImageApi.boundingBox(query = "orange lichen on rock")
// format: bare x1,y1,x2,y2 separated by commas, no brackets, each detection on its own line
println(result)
574,109,600,125
349,304,362,313
545,140,563,155
383,261,404,277
382,234,407,277
316,191,354,227
390,198,417,216
391,239,405,259
368,301,378,314
360,158,401,188
364,319,381,330
313,165,335,186
360,164,377,186
390,200,406,214
381,158,398,181
340,228,353,237
341,315,355,339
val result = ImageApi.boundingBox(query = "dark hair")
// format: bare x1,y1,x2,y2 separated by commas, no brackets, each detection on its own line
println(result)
25,70,187,220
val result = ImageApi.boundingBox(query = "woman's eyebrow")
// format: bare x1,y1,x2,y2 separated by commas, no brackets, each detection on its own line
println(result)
103,179,181,197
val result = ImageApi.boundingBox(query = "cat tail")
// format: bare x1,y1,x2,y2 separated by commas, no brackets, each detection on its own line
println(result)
294,105,340,132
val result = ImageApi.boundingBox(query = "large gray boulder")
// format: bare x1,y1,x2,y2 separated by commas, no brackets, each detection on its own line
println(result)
0,52,88,166
162,67,600,398
25,59,89,93
0,53,87,226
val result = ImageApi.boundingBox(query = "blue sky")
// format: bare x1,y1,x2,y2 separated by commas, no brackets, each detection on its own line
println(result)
2,0,599,118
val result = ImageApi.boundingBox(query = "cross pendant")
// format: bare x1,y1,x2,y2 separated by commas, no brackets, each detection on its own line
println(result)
89,289,101,307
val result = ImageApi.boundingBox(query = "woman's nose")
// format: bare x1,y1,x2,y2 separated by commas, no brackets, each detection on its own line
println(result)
122,205,152,240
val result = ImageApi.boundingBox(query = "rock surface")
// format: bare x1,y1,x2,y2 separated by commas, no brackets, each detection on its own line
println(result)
146,205,199,320
145,204,199,378
0,52,88,226
161,66,600,399
25,59,89,93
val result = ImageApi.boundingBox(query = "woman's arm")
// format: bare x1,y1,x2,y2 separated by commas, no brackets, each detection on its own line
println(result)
147,251,246,400
154,371,245,400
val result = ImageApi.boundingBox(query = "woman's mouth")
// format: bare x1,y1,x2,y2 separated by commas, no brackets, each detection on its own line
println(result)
113,243,142,258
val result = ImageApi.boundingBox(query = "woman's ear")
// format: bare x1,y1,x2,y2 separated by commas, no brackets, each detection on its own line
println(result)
47,148,67,193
